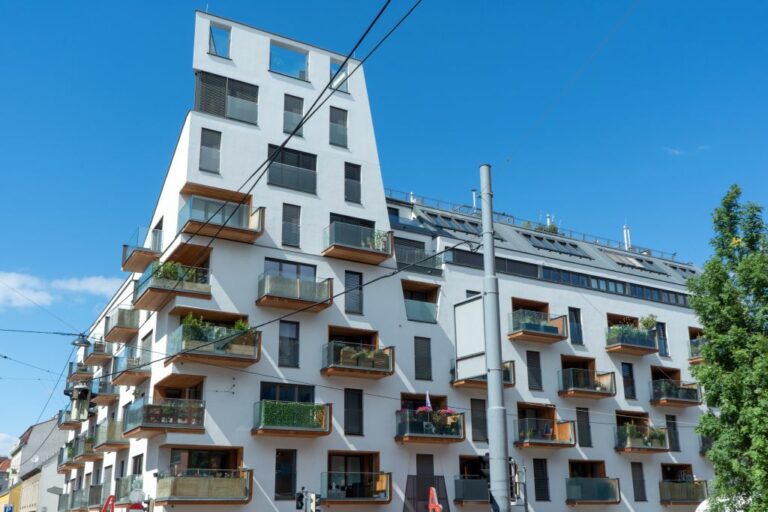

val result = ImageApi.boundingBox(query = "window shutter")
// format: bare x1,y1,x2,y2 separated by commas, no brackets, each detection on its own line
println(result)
471,399,488,442
631,462,647,501
195,72,226,117
344,389,363,435
532,459,550,501
414,337,432,380
526,351,542,391
344,271,363,314
576,407,592,447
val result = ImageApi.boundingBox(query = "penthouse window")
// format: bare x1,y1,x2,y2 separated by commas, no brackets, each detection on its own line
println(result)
521,232,591,259
330,59,349,92
195,71,259,125
270,41,308,81
208,23,231,59
603,250,668,275
267,144,317,194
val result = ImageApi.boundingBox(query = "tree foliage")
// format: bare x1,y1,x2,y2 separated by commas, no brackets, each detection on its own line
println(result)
688,185,768,511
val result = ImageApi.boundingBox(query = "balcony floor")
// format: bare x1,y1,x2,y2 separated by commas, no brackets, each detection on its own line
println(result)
92,393,119,406
123,425,205,439
558,389,615,399
251,427,331,438
58,420,83,431
320,366,393,379
394,435,464,444
165,351,259,369
508,330,567,344
180,219,262,243
322,244,392,265
451,379,515,390
255,295,332,312
651,398,701,408
615,446,670,454
689,357,703,365
83,353,112,366
566,498,621,506
104,325,139,343
112,370,150,387
94,441,129,453
122,248,160,273
134,287,212,312
514,440,576,449
74,453,103,463
57,461,83,473
605,344,658,356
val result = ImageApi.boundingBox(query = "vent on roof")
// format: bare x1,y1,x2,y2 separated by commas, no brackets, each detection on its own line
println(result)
603,250,668,275
521,232,592,259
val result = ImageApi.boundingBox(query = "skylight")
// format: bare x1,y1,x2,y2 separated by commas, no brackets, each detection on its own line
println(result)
521,233,592,259
603,250,668,275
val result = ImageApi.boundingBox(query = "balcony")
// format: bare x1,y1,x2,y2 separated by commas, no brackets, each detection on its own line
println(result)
133,262,211,311
515,418,575,448
605,326,658,355
321,341,394,379
104,307,139,343
255,273,332,312
322,222,393,265
91,379,119,406
88,484,104,509
689,338,706,365
115,475,143,505
451,360,515,389
123,397,205,438
558,369,616,399
155,469,253,505
394,409,465,444
659,480,708,506
57,442,83,473
83,341,112,365
404,299,438,323
57,408,82,431
67,362,93,382
267,161,317,194
454,476,489,504
508,310,568,344
178,195,265,243
73,434,101,463
112,353,150,386
167,324,261,368
122,226,162,273
94,420,129,452
57,494,68,512
394,245,443,276
650,380,702,407
251,400,332,437
565,478,621,506
69,489,88,512
614,425,669,453
322,472,391,504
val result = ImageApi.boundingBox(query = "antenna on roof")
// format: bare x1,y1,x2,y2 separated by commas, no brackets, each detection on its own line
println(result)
623,225,632,250
471,189,477,211
409,191,415,204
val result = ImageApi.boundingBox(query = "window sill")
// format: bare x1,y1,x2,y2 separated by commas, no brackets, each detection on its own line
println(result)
207,52,232,61
199,167,221,175
283,130,304,138
329,142,349,150
269,69,311,84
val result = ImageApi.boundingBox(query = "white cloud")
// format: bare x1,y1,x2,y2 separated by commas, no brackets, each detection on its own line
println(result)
51,276,123,298
0,272,54,308
0,432,16,456
664,145,709,157
664,147,686,156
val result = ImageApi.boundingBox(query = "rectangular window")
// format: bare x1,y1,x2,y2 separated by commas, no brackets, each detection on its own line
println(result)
344,271,363,314
575,407,592,447
344,389,363,435
131,454,143,475
471,399,487,442
526,351,542,391
622,362,636,399
330,59,349,92
260,382,314,402
631,462,647,501
657,321,669,357
270,42,308,80
274,449,297,500
283,94,304,136
264,258,316,280
329,107,348,147
208,23,231,58
195,72,258,125
199,128,221,173
568,307,583,345
267,144,317,194
414,337,432,380
532,459,550,501
278,321,299,368
344,162,361,203
666,415,680,452
281,204,301,247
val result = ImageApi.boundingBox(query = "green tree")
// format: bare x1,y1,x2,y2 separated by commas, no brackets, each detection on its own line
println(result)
688,185,768,511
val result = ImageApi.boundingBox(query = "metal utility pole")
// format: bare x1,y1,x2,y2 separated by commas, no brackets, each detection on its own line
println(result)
480,163,512,512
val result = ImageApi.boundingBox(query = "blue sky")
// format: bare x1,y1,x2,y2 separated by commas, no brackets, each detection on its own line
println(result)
0,0,765,449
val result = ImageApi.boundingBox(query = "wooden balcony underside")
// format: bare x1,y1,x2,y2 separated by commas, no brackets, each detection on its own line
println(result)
320,366,393,379
122,248,160,273
451,379,514,390
123,426,205,439
508,330,567,344
133,287,211,312
166,351,259,369
558,389,614,399
394,435,464,444
615,446,669,454
180,219,262,243
606,344,658,356
322,245,392,265
104,325,138,343
94,441,129,453
251,427,331,438
58,421,82,431
256,295,332,312
567,499,621,506
74,453,103,463
514,440,575,449
83,353,112,366
651,398,701,408
112,370,150,387
689,357,703,365
92,394,119,406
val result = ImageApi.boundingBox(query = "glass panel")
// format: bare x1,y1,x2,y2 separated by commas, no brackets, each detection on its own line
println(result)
330,60,349,92
208,24,230,58
270,43,308,80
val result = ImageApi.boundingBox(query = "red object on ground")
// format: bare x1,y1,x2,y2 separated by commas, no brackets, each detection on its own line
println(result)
428,486,443,512
100,496,115,512
128,504,144,511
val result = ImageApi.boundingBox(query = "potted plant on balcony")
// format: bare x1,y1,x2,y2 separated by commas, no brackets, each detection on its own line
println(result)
648,428,667,448
373,347,390,370
622,424,640,448
182,314,213,352
640,314,658,331
226,319,253,355
356,347,375,369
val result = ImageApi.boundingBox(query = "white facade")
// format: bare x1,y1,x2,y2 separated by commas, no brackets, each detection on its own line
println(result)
56,11,712,512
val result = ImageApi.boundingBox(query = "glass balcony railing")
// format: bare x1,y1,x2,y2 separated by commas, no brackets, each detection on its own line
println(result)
330,122,348,147
134,262,210,302
516,418,575,446
178,196,263,233
283,110,303,136
94,420,127,449
122,226,162,266
57,441,77,468
322,341,394,374
395,409,465,440
257,273,332,303
689,338,706,360
156,469,252,502
123,397,205,433
558,368,615,395
565,478,620,503
57,494,69,512
605,325,657,350
324,222,391,255
615,424,669,451
91,378,117,397
651,380,701,403
88,484,104,508
67,361,92,380
115,475,143,503
253,400,331,433
167,324,259,360
105,307,139,338
404,299,438,323
394,245,443,272
322,472,391,502
451,359,514,386
84,340,112,362
509,310,567,338
70,489,88,509
73,434,97,460
267,161,317,194
659,480,708,503
454,476,489,502
114,352,150,376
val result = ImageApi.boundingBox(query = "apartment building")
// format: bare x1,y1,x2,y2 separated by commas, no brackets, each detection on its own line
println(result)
54,11,713,512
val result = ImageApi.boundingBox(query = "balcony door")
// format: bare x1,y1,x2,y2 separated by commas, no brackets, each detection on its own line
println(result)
328,453,376,499
264,258,316,280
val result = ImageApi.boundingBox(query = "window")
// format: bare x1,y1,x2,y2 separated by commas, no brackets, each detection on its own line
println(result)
576,407,592,447
466,290,481,298
131,454,143,475
603,250,668,275
208,23,231,58
283,95,303,135
267,144,317,194
195,72,258,125
281,204,301,247
344,163,361,203
329,107,348,147
631,462,647,501
532,459,550,501
199,128,221,173
657,321,669,357
344,271,363,314
270,42,308,80
568,307,583,344
260,382,314,403
414,337,432,380
344,389,363,435
522,232,592,259
666,415,680,452
330,59,349,92
622,362,636,399
278,321,299,368
274,449,297,500
264,258,316,280
471,399,487,442
526,350,542,391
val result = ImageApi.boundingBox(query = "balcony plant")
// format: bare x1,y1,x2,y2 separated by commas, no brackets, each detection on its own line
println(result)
639,314,658,331
154,261,181,280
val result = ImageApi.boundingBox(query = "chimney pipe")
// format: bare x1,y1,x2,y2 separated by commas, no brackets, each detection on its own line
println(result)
623,225,632,250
